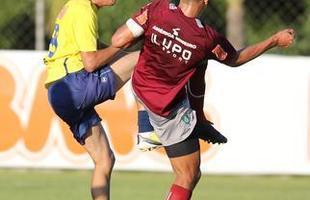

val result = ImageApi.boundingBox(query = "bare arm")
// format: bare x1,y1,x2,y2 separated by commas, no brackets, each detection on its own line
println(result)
228,29,295,67
95,39,134,66
82,19,143,73
111,24,138,48
112,1,150,48
81,46,120,72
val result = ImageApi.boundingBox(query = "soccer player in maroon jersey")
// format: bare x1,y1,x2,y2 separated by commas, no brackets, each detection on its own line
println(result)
112,0,295,199
136,62,226,152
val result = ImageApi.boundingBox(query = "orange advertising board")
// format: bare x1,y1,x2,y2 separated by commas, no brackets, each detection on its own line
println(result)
0,51,216,170
1,51,310,174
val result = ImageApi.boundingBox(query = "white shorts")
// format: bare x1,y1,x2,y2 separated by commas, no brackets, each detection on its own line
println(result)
133,89,197,146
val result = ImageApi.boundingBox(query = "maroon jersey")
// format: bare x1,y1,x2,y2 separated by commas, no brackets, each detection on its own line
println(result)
129,0,237,116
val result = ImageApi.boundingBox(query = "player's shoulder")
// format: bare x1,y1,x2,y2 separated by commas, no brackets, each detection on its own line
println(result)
203,24,221,40
203,23,215,32
189,18,216,36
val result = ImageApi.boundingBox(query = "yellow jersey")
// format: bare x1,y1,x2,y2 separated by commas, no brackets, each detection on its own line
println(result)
44,0,98,85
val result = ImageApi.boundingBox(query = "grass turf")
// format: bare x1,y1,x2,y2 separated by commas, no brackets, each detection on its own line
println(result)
1,169,310,200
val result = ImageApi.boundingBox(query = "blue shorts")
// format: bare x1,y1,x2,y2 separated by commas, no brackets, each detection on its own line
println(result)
48,66,116,145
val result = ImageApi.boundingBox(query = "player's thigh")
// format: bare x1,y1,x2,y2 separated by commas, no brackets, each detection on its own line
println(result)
83,124,114,165
110,51,139,91
165,134,201,175
169,150,201,177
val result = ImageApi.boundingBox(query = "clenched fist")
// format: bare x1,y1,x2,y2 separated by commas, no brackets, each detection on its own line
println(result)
272,29,295,48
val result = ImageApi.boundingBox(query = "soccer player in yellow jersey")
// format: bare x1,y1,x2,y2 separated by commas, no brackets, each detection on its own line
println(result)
44,0,138,200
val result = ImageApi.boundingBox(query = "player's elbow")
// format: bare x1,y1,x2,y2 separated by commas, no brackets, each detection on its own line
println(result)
227,52,242,67
111,25,135,48
80,52,98,72
83,63,97,72
82,57,98,72
228,61,241,67
111,33,128,48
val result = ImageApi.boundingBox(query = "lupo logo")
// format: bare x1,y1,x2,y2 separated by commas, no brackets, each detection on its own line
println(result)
151,26,197,64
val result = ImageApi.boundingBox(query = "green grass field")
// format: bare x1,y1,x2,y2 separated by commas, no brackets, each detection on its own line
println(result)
1,169,310,200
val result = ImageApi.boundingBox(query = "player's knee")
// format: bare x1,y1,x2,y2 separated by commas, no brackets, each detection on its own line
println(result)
106,151,115,170
189,168,201,185
95,150,115,173
107,151,115,169
195,169,202,183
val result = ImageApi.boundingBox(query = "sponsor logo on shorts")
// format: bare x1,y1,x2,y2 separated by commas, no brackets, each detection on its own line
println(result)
181,112,191,124
101,76,108,83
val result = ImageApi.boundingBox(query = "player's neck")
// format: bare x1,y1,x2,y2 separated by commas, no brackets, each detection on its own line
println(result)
178,1,205,18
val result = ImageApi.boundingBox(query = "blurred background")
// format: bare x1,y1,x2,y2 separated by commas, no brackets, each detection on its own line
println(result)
1,0,309,54
0,0,310,200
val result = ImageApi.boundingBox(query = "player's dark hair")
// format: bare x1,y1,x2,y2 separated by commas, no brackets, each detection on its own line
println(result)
170,0,180,5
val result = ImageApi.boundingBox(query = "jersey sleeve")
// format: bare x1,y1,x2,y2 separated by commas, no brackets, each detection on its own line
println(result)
126,1,156,38
73,6,97,52
205,26,237,65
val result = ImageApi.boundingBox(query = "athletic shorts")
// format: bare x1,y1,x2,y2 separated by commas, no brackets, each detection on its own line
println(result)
48,66,116,144
149,98,197,147
133,90,197,147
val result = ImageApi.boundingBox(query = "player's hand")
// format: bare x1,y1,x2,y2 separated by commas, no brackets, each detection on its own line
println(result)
272,29,295,48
